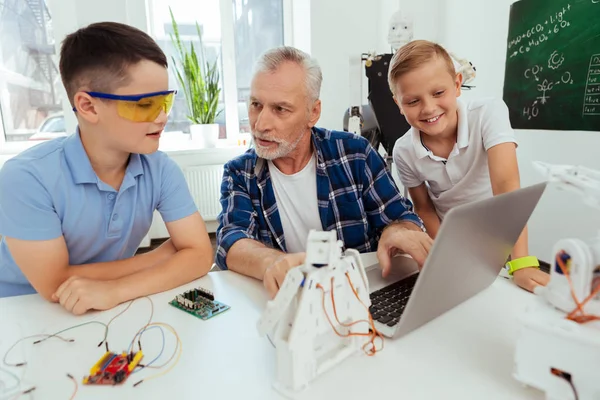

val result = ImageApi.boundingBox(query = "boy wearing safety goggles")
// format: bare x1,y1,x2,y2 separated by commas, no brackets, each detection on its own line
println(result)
0,22,213,314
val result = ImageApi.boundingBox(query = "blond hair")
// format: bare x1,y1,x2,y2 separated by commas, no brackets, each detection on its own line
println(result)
388,40,456,96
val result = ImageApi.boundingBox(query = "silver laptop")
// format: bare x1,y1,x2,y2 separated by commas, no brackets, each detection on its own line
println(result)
362,182,547,339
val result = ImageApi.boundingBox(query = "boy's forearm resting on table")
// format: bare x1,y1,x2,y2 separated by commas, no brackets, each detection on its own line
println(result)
67,239,178,281
226,238,285,281
108,246,213,303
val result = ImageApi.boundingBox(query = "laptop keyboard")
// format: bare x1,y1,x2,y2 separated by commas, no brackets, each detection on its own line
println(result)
369,273,419,327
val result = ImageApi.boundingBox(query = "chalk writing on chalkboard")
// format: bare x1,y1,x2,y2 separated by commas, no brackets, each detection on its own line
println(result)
583,54,600,115
520,51,575,120
507,3,572,59
503,0,600,131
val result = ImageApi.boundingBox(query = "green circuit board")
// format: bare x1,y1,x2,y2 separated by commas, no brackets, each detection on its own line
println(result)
169,287,230,320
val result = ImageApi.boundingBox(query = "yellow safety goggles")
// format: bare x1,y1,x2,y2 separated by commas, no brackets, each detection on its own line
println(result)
75,90,177,122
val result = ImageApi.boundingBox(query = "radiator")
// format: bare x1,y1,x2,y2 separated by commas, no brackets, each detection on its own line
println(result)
183,165,224,221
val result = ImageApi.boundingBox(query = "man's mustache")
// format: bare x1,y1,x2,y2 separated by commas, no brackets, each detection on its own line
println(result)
252,132,283,144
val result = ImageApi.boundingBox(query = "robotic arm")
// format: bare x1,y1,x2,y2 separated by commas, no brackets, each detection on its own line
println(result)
449,52,477,87
531,161,600,315
512,161,600,400
257,230,378,395
533,161,600,211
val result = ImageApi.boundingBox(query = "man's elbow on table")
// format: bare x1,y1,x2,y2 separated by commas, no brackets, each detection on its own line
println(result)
189,245,214,278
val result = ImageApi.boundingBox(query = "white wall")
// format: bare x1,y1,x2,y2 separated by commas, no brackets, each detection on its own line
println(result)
308,0,447,131
310,0,395,130
437,0,600,261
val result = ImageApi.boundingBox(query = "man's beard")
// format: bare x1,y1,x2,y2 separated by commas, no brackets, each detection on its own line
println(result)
252,128,308,160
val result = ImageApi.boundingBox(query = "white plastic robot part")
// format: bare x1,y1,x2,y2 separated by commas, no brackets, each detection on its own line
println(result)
513,295,600,400
257,230,372,395
541,238,594,314
256,267,304,337
449,52,477,85
388,10,414,51
533,161,600,210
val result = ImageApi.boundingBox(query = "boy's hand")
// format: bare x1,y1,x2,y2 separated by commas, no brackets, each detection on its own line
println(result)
513,267,550,293
52,276,121,315
377,224,433,278
263,252,306,298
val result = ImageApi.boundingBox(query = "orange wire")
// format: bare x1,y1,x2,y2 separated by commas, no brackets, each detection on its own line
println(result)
316,275,384,356
569,284,600,318
555,255,585,316
67,373,77,400
344,272,384,355
555,253,600,324
329,277,374,330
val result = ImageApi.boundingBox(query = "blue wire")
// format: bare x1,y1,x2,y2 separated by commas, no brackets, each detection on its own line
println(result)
101,353,117,372
127,325,163,353
0,365,20,393
129,326,166,374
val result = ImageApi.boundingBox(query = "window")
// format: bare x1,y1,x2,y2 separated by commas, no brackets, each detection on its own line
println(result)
149,0,284,138
38,114,64,133
232,0,284,133
232,0,284,101
0,0,63,144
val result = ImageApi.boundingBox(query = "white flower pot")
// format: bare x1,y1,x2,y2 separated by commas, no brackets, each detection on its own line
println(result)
190,123,220,148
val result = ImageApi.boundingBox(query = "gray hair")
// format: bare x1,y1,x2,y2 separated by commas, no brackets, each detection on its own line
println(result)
253,46,322,101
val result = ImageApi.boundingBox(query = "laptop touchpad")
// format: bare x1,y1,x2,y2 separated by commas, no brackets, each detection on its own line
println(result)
367,254,420,292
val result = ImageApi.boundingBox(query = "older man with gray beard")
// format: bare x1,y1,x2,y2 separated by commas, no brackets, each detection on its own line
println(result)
215,46,431,298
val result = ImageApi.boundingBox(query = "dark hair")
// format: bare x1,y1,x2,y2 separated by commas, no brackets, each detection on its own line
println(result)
59,22,168,106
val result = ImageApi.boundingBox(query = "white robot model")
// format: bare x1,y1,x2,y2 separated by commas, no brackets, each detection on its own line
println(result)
450,52,477,87
257,230,379,397
387,10,414,52
385,9,476,86
348,10,416,136
513,161,600,400
349,10,476,137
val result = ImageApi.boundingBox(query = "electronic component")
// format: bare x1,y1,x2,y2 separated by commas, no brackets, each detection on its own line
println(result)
83,351,143,385
512,161,600,400
169,287,230,320
257,230,376,396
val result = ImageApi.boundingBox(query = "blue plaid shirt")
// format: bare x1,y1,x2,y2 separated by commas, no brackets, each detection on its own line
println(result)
215,127,423,270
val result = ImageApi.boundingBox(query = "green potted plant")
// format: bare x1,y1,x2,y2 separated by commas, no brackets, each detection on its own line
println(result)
169,8,222,147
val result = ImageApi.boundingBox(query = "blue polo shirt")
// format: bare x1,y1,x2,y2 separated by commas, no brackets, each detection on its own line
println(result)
0,131,198,297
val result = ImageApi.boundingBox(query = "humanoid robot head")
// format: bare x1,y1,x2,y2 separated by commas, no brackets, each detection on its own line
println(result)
388,10,414,51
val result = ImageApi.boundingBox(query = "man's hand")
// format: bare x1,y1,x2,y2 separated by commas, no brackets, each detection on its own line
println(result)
52,276,121,315
263,252,306,298
513,267,550,293
377,224,433,278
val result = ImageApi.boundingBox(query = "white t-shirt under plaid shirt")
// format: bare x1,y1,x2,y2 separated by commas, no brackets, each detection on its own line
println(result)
268,155,322,253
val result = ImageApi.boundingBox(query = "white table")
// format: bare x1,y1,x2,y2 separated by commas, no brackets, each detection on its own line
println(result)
0,258,544,400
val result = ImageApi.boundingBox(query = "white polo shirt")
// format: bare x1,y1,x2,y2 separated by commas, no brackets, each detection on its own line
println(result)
392,97,517,219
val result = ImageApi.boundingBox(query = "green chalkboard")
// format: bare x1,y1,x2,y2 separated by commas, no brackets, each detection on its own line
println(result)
502,0,600,131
